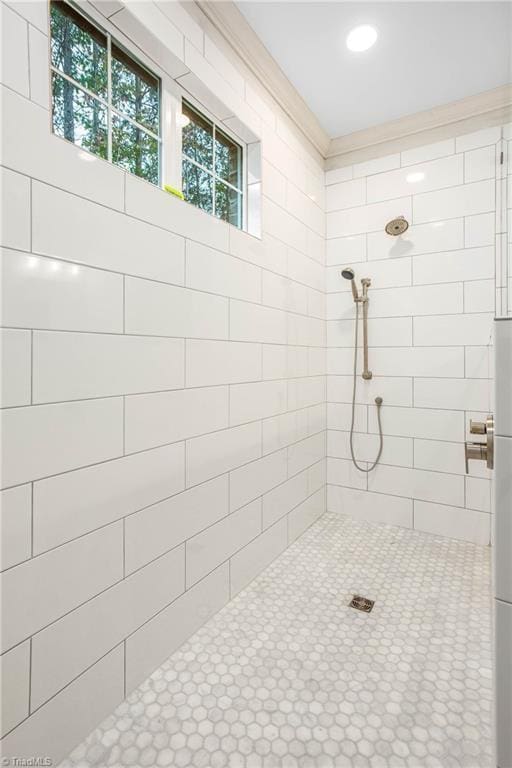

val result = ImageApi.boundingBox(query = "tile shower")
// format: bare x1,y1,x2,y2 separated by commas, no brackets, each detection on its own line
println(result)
0,1,510,766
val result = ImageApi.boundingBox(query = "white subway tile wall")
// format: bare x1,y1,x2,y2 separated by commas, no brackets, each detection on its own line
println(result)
0,1,326,762
325,125,500,547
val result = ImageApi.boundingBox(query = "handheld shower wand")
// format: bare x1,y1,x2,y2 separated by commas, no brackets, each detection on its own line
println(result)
340,267,384,473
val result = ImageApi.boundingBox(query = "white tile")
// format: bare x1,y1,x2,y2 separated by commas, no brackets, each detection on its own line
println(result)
0,167,30,251
262,160,287,206
6,1,47,32
230,518,287,597
30,546,184,711
1,4,29,96
229,299,287,344
186,340,261,387
367,218,464,261
401,139,455,166
125,564,229,693
0,484,31,571
125,476,228,574
464,279,495,313
465,212,495,248
186,499,261,587
464,145,496,183
368,346,464,378
327,457,367,489
414,500,490,544
414,313,494,346
28,25,49,108
368,405,465,442
124,277,228,339
261,344,287,380
327,196,412,238
495,436,512,602
288,488,324,542
413,246,494,285
261,270,288,310
2,86,124,211
327,316,412,348
465,346,493,379
495,320,512,437
287,248,324,291
186,241,261,303
1,249,123,333
262,470,309,530
327,485,412,527
308,458,326,495
369,282,462,318
230,449,288,512
125,174,229,254
327,375,412,407
455,126,501,152
204,36,244,95
1,646,124,767
352,153,401,178
288,313,325,347
186,422,261,487
288,432,325,477
230,380,287,425
32,182,185,284
327,402,367,432
414,377,490,411
466,476,491,512
413,180,495,223
0,328,31,407
1,523,122,652
262,197,307,253
326,257,411,293
414,439,463,475
325,165,353,185
287,376,325,410
0,398,123,489
368,464,464,506
33,332,184,403
496,599,512,768
328,430,413,468
325,178,365,212
326,234,366,266
125,386,228,453
33,443,185,555
0,641,30,737
367,155,463,203
262,410,309,455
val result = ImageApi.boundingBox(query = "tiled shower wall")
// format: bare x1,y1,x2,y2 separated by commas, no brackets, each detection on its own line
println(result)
325,128,502,545
0,1,326,761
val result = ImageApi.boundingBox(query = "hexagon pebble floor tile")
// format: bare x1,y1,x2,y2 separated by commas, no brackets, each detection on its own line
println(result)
59,513,493,768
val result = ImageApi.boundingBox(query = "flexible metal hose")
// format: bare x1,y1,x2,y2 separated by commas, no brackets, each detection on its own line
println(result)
349,301,384,472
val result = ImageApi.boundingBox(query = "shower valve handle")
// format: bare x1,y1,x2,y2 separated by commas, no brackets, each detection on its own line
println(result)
465,442,487,474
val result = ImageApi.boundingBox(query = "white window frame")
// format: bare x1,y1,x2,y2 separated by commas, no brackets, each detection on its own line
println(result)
180,97,246,230
49,0,162,183
49,0,251,232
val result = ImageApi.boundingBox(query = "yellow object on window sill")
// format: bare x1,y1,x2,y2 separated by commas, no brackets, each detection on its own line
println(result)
163,184,184,200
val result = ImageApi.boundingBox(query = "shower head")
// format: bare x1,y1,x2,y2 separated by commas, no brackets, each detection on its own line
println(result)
341,267,359,301
385,216,409,236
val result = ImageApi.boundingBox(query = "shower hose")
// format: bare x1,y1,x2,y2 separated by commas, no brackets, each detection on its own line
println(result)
349,300,384,472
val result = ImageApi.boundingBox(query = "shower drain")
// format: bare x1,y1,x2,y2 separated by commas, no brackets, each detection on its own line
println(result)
349,595,375,612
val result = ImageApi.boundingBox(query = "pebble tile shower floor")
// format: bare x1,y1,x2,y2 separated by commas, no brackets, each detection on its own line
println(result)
60,513,493,768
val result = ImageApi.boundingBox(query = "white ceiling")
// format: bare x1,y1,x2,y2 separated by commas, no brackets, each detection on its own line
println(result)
236,2,512,138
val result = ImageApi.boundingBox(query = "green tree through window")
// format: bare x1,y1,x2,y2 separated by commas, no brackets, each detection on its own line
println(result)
181,101,243,228
50,1,160,184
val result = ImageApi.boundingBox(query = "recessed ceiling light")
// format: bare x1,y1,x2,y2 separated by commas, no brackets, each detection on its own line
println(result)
346,25,378,53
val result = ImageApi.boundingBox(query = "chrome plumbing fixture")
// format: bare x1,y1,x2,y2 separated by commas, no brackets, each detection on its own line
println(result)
341,267,384,473
385,216,409,236
465,414,494,473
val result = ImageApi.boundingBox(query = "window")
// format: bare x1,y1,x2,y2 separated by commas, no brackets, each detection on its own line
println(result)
50,0,160,184
181,101,244,229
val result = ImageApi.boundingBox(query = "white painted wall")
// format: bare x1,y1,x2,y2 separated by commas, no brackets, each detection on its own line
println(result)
325,128,502,545
0,1,326,761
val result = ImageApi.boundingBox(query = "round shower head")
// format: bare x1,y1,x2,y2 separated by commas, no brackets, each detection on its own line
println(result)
385,216,409,236
341,267,355,280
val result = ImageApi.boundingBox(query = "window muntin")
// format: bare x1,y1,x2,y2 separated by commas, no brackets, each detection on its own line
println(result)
50,0,160,185
181,101,244,229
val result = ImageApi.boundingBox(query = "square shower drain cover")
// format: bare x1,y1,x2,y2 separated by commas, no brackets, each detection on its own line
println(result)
349,595,374,612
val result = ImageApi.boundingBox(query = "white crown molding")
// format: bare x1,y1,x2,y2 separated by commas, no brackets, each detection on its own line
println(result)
326,84,512,169
194,0,331,156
